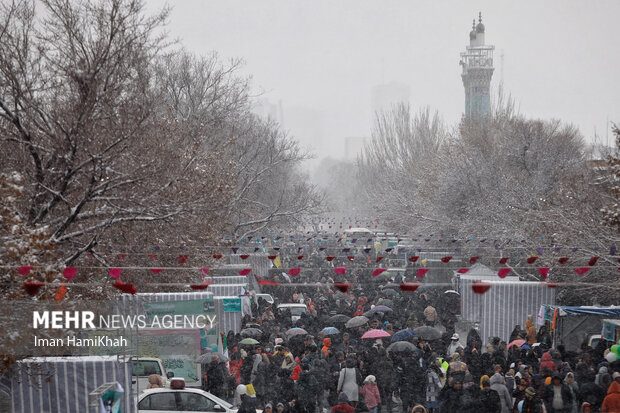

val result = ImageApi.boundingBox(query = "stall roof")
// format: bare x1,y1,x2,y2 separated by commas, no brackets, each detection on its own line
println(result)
554,306,620,317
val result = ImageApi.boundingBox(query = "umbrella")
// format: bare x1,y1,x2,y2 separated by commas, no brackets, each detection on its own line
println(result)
361,329,391,339
345,315,369,328
328,314,351,324
386,341,417,353
286,327,308,336
444,290,460,295
245,323,262,328
197,352,228,364
414,326,442,341
381,289,398,297
364,305,393,316
376,299,394,307
239,338,259,345
391,329,416,342
322,327,340,335
240,328,263,338
508,339,526,349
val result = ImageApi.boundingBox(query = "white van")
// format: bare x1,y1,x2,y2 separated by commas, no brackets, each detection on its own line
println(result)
277,303,308,323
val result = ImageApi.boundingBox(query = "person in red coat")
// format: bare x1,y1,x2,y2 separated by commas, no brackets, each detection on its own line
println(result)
602,376,620,413
539,352,557,374
332,392,355,413
359,375,381,413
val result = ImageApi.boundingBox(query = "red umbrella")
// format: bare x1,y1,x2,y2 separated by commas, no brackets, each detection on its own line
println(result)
508,339,526,349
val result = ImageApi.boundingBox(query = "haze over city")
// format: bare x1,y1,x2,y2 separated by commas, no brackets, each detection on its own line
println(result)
148,0,620,167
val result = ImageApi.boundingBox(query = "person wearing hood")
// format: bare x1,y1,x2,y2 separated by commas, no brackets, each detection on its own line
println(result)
542,372,573,413
322,337,332,358
521,387,545,413
602,373,620,413
540,352,558,374
447,333,464,359
563,372,579,413
438,376,464,413
337,357,361,404
333,392,355,413
296,358,319,413
510,325,525,343
359,375,381,413
479,377,501,413
490,373,513,413
525,318,537,346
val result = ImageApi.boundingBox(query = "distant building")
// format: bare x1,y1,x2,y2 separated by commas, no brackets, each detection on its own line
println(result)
344,136,368,160
252,98,284,124
371,82,411,114
460,13,494,118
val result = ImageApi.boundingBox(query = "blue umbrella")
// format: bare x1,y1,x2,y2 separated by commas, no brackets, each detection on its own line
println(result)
391,329,416,342
322,327,340,335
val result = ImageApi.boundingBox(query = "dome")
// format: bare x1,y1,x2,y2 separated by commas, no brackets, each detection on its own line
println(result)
476,22,485,33
469,29,477,40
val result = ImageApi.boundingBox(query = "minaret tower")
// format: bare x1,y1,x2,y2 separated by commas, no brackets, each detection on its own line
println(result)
460,12,495,118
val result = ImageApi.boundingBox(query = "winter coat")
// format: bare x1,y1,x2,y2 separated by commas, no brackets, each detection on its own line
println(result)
438,385,463,413
447,341,464,358
540,352,558,373
602,381,620,413
297,369,319,402
490,373,513,413
479,388,502,413
360,382,381,408
237,394,257,413
522,396,545,413
542,383,573,413
426,369,443,405
337,367,360,402
525,320,536,345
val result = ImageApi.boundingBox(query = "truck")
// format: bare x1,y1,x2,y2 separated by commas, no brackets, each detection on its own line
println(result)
131,357,173,395
540,305,620,352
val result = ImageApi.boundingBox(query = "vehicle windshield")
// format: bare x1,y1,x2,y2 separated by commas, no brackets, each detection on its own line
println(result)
289,307,306,316
132,360,162,376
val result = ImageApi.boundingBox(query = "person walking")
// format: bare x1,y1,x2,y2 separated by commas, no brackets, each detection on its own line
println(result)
359,375,381,413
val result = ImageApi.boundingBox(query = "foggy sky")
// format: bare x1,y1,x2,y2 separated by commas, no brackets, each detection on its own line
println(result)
146,0,620,162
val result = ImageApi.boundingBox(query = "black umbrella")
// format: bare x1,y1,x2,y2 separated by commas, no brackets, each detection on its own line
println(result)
376,298,394,307
414,326,442,341
345,315,369,328
386,341,417,353
381,289,398,297
328,314,351,324
240,328,263,338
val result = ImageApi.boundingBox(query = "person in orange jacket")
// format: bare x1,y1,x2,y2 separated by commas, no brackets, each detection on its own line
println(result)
525,318,537,345
602,374,620,413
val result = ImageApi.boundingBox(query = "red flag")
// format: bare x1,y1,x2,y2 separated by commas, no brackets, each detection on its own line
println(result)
472,282,491,294
469,256,480,264
588,257,599,266
457,268,470,274
574,267,590,275
24,281,45,296
147,254,157,260
213,254,223,259
63,267,78,279
408,256,420,262
538,267,550,279
112,280,137,295
347,256,355,261
441,256,452,263
417,268,429,278
289,268,301,276
200,267,210,277
558,257,569,264
372,268,387,277
297,255,304,260
18,265,32,275
177,255,188,264
335,267,346,275
400,282,420,292
109,268,122,279
498,268,511,278
499,257,509,264
190,282,211,290
334,282,350,293
527,256,538,264
240,254,250,260
268,255,277,260
239,268,252,275
149,268,163,274
376,256,384,263
326,256,336,262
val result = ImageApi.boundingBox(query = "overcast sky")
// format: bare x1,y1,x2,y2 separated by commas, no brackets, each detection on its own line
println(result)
147,0,620,162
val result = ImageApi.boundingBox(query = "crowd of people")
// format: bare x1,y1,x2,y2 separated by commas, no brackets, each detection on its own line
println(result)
199,283,619,413
197,235,620,413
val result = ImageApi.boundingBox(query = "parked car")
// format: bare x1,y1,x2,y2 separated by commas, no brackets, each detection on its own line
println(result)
137,377,235,412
